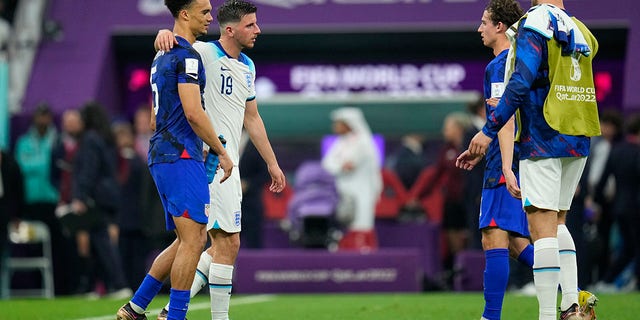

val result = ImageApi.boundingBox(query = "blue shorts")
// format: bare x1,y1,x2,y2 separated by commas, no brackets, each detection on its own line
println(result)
149,159,209,230
479,184,529,237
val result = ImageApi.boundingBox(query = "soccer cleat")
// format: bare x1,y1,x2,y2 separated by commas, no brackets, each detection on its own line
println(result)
156,308,187,320
578,290,598,320
156,308,167,320
116,302,147,320
559,303,584,320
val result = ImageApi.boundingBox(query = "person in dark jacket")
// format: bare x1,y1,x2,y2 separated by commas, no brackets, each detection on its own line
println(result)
239,131,270,249
112,121,148,289
593,115,640,292
69,102,131,297
0,150,25,291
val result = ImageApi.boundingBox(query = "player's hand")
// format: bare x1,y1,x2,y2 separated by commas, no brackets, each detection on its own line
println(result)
456,149,482,171
155,29,177,52
218,153,234,183
503,169,521,199
486,97,500,107
468,131,492,158
204,151,221,184
267,163,286,193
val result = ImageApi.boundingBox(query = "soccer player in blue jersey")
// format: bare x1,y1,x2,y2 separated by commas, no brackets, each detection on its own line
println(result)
457,2,534,320
117,1,233,320
462,0,600,319
154,1,287,319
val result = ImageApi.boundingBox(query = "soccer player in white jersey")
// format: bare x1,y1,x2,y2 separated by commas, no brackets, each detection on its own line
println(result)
154,1,286,319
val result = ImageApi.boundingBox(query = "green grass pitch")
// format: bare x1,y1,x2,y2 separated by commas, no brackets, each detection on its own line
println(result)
2,292,639,319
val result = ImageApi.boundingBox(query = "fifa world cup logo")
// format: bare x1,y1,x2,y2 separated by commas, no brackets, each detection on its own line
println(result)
570,54,582,81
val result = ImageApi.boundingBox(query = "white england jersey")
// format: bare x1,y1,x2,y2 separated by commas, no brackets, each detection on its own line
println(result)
193,40,256,164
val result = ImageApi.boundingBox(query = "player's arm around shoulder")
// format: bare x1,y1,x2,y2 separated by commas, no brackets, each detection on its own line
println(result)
154,29,177,52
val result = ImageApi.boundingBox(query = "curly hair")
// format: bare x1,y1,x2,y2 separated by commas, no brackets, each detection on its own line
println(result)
485,0,524,28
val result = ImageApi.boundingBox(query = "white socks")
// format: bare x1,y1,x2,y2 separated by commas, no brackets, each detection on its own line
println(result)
163,251,213,311
557,224,579,311
210,263,234,320
533,237,560,320
191,251,213,294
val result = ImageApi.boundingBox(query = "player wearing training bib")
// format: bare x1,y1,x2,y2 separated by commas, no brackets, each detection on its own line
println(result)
465,1,600,319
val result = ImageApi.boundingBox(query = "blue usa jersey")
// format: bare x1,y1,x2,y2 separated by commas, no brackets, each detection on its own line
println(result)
482,19,590,159
483,49,519,188
148,36,207,165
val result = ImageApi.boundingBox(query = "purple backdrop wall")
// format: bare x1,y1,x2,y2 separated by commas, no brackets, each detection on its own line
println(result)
22,0,639,115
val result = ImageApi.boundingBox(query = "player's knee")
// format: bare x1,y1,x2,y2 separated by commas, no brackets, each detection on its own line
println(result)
481,228,509,250
212,231,240,250
183,228,207,252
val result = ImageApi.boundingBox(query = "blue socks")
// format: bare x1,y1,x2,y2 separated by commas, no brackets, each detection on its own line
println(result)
168,288,191,320
517,244,534,268
130,274,164,313
483,248,510,320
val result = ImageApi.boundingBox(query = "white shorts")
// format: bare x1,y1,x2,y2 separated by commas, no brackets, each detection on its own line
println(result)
206,168,243,233
519,157,587,212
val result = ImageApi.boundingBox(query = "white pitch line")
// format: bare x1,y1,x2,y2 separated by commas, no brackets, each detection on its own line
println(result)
76,294,275,320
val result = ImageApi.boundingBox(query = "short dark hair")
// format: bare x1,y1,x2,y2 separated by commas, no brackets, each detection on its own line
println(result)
467,95,485,115
485,0,523,28
627,114,640,135
217,0,257,26
33,102,52,117
600,109,624,131
165,0,196,18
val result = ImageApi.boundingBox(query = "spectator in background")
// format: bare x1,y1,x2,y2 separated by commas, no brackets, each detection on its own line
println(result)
239,130,270,249
52,109,83,217
386,133,427,190
322,107,382,252
131,103,172,254
133,105,153,161
0,1,10,151
0,149,24,290
592,114,640,292
14,103,70,294
586,110,623,282
71,102,130,298
112,121,148,290
409,111,471,285
50,108,83,295
464,96,487,249
468,95,487,133
15,103,58,217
